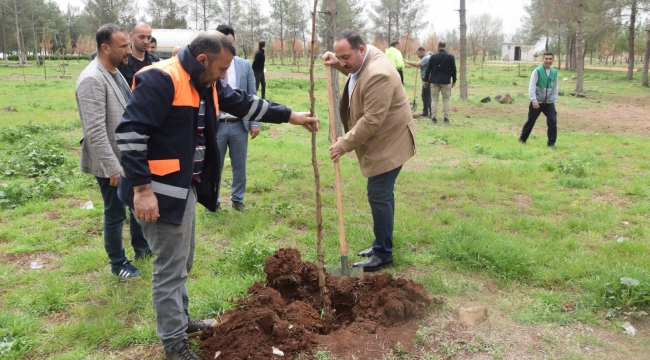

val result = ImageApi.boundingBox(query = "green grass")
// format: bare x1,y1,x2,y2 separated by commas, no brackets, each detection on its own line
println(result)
1,60,649,358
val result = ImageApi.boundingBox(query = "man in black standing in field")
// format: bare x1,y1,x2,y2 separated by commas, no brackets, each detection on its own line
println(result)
118,22,160,87
252,40,266,99
423,40,456,124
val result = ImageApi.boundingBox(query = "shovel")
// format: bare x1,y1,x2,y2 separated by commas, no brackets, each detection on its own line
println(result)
325,67,363,277
411,70,418,112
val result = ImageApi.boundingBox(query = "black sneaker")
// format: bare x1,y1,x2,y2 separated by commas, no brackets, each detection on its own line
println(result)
165,341,200,360
186,318,215,334
112,260,142,279
548,144,556,149
518,138,526,144
443,118,450,124
431,118,437,124
417,113,429,118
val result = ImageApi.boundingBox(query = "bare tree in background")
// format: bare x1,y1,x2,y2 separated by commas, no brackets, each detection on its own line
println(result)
270,0,289,64
575,0,585,93
457,0,467,100
641,28,650,86
239,0,266,59
325,0,343,139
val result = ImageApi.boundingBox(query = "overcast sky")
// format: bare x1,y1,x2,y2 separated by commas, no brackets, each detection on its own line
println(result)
52,0,528,40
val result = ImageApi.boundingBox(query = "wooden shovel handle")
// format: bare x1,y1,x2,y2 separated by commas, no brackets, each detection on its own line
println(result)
325,67,347,257
413,70,418,99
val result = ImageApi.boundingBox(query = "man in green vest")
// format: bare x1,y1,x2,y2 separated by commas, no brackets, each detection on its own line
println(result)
519,52,559,147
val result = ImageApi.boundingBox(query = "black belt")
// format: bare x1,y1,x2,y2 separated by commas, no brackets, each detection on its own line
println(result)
219,118,242,123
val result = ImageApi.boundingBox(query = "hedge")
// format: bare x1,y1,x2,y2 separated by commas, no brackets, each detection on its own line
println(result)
5,55,89,61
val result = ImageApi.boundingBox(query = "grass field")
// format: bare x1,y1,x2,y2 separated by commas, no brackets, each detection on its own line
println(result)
0,59,649,359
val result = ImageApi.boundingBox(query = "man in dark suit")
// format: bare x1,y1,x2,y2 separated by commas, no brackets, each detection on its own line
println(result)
215,25,260,211
76,24,152,279
252,40,266,99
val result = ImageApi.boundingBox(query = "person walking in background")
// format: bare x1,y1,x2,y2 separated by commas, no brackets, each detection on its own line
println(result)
423,40,456,124
405,47,431,118
385,40,405,84
322,30,416,272
117,22,160,87
252,40,266,99
519,52,559,148
215,25,259,211
76,24,152,279
149,36,158,54
116,31,318,360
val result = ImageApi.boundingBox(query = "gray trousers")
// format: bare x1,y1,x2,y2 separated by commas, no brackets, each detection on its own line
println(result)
216,121,249,203
431,83,452,119
137,186,196,352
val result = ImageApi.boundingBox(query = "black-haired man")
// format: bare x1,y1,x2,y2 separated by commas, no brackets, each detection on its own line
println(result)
149,36,158,54
405,47,432,117
116,31,318,360
76,23,152,280
519,52,559,147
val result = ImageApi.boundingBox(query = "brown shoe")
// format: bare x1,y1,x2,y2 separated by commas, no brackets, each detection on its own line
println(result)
232,201,248,211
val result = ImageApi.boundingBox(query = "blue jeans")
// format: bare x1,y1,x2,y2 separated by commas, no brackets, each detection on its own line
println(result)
137,186,196,352
95,177,150,270
216,120,249,203
368,166,402,259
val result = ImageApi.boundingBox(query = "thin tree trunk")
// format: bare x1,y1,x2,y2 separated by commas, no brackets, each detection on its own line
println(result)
32,20,40,65
2,9,8,66
326,0,342,140
458,0,468,100
565,34,569,70
575,0,584,93
643,29,649,87
627,0,637,80
557,34,561,69
308,0,332,324
14,9,24,66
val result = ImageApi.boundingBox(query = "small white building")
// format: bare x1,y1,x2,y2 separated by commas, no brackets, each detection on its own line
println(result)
501,43,535,62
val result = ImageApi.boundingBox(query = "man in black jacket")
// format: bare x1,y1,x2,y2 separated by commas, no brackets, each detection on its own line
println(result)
423,40,456,124
252,40,266,98
117,22,160,87
116,31,317,360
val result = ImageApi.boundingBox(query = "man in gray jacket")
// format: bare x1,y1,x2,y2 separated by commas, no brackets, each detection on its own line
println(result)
215,25,259,211
76,23,152,279
519,52,559,147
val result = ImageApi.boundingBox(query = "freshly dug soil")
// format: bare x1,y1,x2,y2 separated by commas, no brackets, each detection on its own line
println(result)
200,248,432,360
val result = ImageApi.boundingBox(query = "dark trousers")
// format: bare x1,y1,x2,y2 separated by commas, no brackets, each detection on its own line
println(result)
368,165,402,259
95,177,150,270
421,80,431,115
397,69,404,84
254,71,266,99
520,102,557,145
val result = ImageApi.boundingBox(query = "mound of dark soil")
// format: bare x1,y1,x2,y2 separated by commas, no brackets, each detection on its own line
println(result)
200,248,432,360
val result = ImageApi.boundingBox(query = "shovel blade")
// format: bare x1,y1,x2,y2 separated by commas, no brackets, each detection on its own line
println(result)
327,266,364,277
411,102,418,111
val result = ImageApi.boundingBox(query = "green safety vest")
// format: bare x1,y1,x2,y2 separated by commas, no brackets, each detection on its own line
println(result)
535,65,557,89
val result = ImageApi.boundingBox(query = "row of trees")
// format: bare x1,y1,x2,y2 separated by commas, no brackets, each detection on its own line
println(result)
1,0,435,66
522,0,650,87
